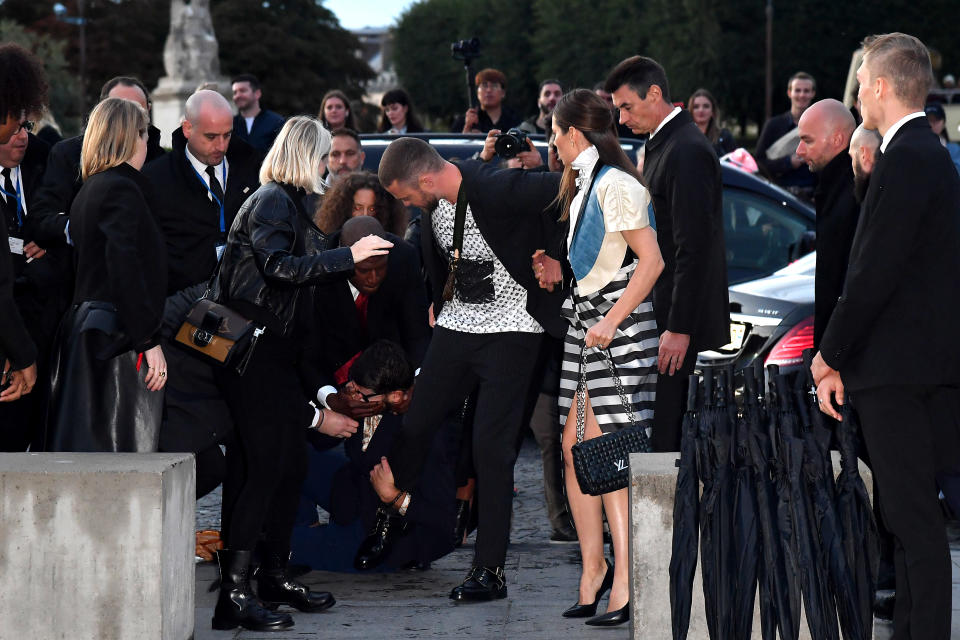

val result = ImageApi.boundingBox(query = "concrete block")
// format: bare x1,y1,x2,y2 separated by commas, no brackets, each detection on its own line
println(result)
0,453,195,640
628,452,873,640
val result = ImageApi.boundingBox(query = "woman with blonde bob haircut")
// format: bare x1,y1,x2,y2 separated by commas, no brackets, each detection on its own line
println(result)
208,115,393,633
45,97,169,452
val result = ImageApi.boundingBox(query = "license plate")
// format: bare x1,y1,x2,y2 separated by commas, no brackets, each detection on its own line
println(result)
721,322,747,351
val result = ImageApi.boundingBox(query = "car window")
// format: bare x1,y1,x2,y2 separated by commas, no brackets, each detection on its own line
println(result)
723,187,814,284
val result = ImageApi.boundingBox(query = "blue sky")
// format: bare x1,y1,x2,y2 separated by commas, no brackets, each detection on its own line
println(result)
324,0,417,29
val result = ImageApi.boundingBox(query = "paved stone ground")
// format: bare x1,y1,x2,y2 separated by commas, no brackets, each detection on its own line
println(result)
194,436,630,639
194,438,960,639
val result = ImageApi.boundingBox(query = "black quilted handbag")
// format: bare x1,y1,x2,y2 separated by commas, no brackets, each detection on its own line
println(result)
571,344,653,496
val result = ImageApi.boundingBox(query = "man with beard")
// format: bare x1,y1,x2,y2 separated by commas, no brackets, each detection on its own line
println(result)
519,79,563,135
795,98,858,348
231,74,285,154
355,137,565,602
849,124,882,203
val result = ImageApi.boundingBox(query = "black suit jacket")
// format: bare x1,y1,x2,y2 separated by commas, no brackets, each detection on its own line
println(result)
299,234,429,393
142,127,263,295
421,160,567,338
232,109,285,154
29,125,164,248
0,216,35,368
812,148,860,349
820,117,960,390
642,109,729,350
70,163,167,351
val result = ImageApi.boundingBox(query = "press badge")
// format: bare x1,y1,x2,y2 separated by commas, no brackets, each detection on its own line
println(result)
8,236,24,255
215,243,226,260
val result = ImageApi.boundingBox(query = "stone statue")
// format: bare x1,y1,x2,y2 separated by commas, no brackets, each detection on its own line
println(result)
152,0,232,146
162,0,223,85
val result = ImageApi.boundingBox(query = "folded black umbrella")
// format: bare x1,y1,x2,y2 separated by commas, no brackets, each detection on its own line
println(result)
730,367,761,640
766,367,803,640
836,401,879,640
696,367,738,640
669,375,701,640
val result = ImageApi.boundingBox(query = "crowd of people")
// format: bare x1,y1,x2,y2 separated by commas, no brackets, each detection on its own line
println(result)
1,28,960,639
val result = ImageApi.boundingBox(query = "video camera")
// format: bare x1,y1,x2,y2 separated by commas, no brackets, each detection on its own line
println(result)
451,37,481,110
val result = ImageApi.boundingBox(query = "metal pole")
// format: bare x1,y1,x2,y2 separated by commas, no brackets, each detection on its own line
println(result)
764,0,773,123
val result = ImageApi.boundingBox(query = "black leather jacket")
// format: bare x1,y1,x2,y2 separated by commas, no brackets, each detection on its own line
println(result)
215,181,353,335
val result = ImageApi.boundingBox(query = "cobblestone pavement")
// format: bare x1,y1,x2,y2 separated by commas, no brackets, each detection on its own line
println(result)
194,436,630,639
194,438,960,639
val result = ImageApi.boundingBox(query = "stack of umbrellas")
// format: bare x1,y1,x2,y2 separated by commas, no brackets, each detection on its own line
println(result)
669,350,879,640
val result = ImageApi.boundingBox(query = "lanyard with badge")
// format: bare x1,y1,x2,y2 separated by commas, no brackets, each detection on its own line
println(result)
1,169,25,255
189,162,228,260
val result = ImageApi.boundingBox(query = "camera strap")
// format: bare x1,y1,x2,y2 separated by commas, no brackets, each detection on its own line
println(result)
442,181,468,302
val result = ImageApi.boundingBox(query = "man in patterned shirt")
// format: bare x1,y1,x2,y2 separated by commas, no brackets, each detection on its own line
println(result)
354,137,566,602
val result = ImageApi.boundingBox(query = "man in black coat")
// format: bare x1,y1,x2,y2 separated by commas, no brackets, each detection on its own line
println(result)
358,137,565,601
605,56,729,452
143,89,263,498
0,127,56,448
755,72,818,200
300,216,429,402
795,98,859,349
30,77,164,248
231,74,285,154
812,33,960,640
1,44,49,403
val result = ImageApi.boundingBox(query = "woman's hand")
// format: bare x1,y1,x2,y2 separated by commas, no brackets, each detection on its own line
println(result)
370,457,400,503
584,316,617,350
315,409,359,438
143,345,167,392
350,234,393,263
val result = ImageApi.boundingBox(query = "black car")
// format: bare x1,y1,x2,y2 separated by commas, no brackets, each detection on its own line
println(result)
357,133,816,288
698,251,816,373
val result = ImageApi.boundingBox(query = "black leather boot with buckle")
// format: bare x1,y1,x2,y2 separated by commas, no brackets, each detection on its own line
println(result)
449,565,507,602
257,549,335,613
354,506,409,570
212,549,294,632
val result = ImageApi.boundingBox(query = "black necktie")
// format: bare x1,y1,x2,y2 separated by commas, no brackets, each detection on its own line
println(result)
1,167,17,231
205,165,225,204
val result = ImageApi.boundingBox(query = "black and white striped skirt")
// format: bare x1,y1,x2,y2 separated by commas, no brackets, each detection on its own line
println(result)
558,261,659,434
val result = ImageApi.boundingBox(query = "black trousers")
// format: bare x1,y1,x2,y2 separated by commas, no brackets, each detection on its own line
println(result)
853,384,960,640
391,327,543,567
215,332,312,553
651,354,696,452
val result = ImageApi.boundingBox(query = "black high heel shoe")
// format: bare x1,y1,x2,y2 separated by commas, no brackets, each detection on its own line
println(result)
585,601,630,626
562,559,613,618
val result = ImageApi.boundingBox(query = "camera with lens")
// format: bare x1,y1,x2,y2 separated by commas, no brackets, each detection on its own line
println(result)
494,128,529,159
451,38,481,62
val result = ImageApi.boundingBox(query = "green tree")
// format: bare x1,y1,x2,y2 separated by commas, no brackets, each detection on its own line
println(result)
0,19,83,134
393,0,539,130
532,0,647,92
211,0,374,116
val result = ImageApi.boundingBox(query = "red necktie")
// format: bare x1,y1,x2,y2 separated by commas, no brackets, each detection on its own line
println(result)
355,292,369,331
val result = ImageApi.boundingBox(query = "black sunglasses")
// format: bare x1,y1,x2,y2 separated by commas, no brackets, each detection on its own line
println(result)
14,120,34,134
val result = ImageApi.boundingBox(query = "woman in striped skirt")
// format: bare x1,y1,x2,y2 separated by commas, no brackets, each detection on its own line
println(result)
550,89,664,626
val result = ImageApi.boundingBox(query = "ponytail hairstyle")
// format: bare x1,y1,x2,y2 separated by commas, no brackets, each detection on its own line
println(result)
551,88,642,221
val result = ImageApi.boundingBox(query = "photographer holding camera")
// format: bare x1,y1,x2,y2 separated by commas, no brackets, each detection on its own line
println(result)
452,68,521,134
478,128,544,170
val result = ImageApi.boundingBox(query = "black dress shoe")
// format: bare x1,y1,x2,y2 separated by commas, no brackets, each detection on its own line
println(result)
449,565,507,602
354,507,408,571
212,549,294,632
585,601,630,626
562,559,613,618
549,524,579,544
